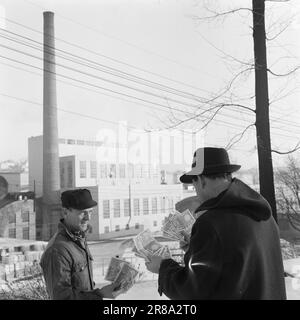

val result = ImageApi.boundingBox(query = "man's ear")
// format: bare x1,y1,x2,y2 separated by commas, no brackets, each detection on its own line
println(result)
200,175,206,188
61,207,69,218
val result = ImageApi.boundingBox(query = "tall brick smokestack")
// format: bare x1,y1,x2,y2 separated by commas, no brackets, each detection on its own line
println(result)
43,11,60,206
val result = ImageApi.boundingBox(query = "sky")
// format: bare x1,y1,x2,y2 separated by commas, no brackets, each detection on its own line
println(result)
0,0,299,170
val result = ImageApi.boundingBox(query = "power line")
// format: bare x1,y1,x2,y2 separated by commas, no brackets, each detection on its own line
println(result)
1,31,299,133
0,53,196,115
1,90,299,142
0,41,298,139
20,0,219,80
2,21,299,133
0,54,258,133
0,29,209,104
0,43,286,135
2,16,215,95
0,43,202,110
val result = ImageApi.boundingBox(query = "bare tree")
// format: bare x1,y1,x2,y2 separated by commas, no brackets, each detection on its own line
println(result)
153,0,300,223
275,156,300,232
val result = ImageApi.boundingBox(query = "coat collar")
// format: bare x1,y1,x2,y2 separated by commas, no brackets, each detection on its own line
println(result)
58,219,88,247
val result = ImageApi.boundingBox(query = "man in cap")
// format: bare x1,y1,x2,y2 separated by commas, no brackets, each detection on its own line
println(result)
145,147,286,300
40,189,118,300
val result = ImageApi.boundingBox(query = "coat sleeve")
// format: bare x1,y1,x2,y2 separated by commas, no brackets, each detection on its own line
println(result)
158,218,223,300
41,248,103,300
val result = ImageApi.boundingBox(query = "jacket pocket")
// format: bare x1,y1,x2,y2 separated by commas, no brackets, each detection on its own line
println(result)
72,261,89,290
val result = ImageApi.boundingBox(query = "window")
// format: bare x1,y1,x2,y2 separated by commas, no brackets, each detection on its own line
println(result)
100,164,107,178
89,226,93,233
58,138,66,144
113,199,121,218
135,223,139,229
125,224,130,230
128,163,134,178
161,170,166,184
141,164,149,178
135,164,142,178
124,199,130,217
67,139,75,145
119,164,126,178
152,197,158,214
104,226,110,233
9,228,16,238
22,227,29,239
103,200,110,219
109,164,116,178
153,221,158,227
9,213,16,224
21,209,30,223
95,141,102,147
168,197,174,210
134,199,140,216
67,161,73,187
143,198,149,215
80,161,87,178
160,197,166,214
77,140,85,145
115,225,120,232
60,163,65,188
90,161,97,178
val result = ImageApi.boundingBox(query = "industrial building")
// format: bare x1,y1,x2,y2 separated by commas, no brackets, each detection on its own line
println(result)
28,134,186,240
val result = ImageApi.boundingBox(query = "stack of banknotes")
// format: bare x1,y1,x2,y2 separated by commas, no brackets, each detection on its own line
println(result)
105,256,140,297
161,209,195,243
133,229,172,262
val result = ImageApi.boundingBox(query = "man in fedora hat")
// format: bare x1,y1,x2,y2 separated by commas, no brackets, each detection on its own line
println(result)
41,189,119,300
145,147,286,300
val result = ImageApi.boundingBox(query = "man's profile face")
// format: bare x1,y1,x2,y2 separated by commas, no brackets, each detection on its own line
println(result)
63,207,94,232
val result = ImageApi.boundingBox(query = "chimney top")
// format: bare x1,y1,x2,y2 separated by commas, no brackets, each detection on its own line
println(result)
43,11,54,16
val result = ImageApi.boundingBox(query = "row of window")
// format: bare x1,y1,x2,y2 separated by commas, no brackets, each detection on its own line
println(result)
79,162,160,180
79,161,97,179
8,210,30,224
104,220,159,233
8,227,30,239
59,138,103,147
102,196,180,219
61,160,161,184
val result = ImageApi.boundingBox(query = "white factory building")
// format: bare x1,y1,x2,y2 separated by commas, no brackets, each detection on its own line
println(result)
28,135,191,240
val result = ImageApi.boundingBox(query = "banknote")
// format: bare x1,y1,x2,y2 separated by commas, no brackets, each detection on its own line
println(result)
133,229,172,261
112,262,140,297
105,256,127,282
162,209,195,242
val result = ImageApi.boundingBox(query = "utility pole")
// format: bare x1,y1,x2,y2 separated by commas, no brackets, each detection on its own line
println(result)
252,0,277,222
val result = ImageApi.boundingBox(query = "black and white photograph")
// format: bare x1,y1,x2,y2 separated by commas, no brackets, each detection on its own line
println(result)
0,0,300,304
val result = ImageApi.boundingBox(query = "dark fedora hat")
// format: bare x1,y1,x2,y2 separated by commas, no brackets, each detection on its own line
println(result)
61,189,97,210
180,147,241,184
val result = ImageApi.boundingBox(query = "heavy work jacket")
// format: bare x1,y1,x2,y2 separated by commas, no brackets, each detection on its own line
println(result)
158,178,287,300
40,221,102,300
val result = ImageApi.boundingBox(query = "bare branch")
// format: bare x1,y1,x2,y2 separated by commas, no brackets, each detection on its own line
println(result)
225,123,255,150
266,22,291,41
272,142,300,155
190,7,253,21
195,30,254,67
268,66,300,77
196,105,225,132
